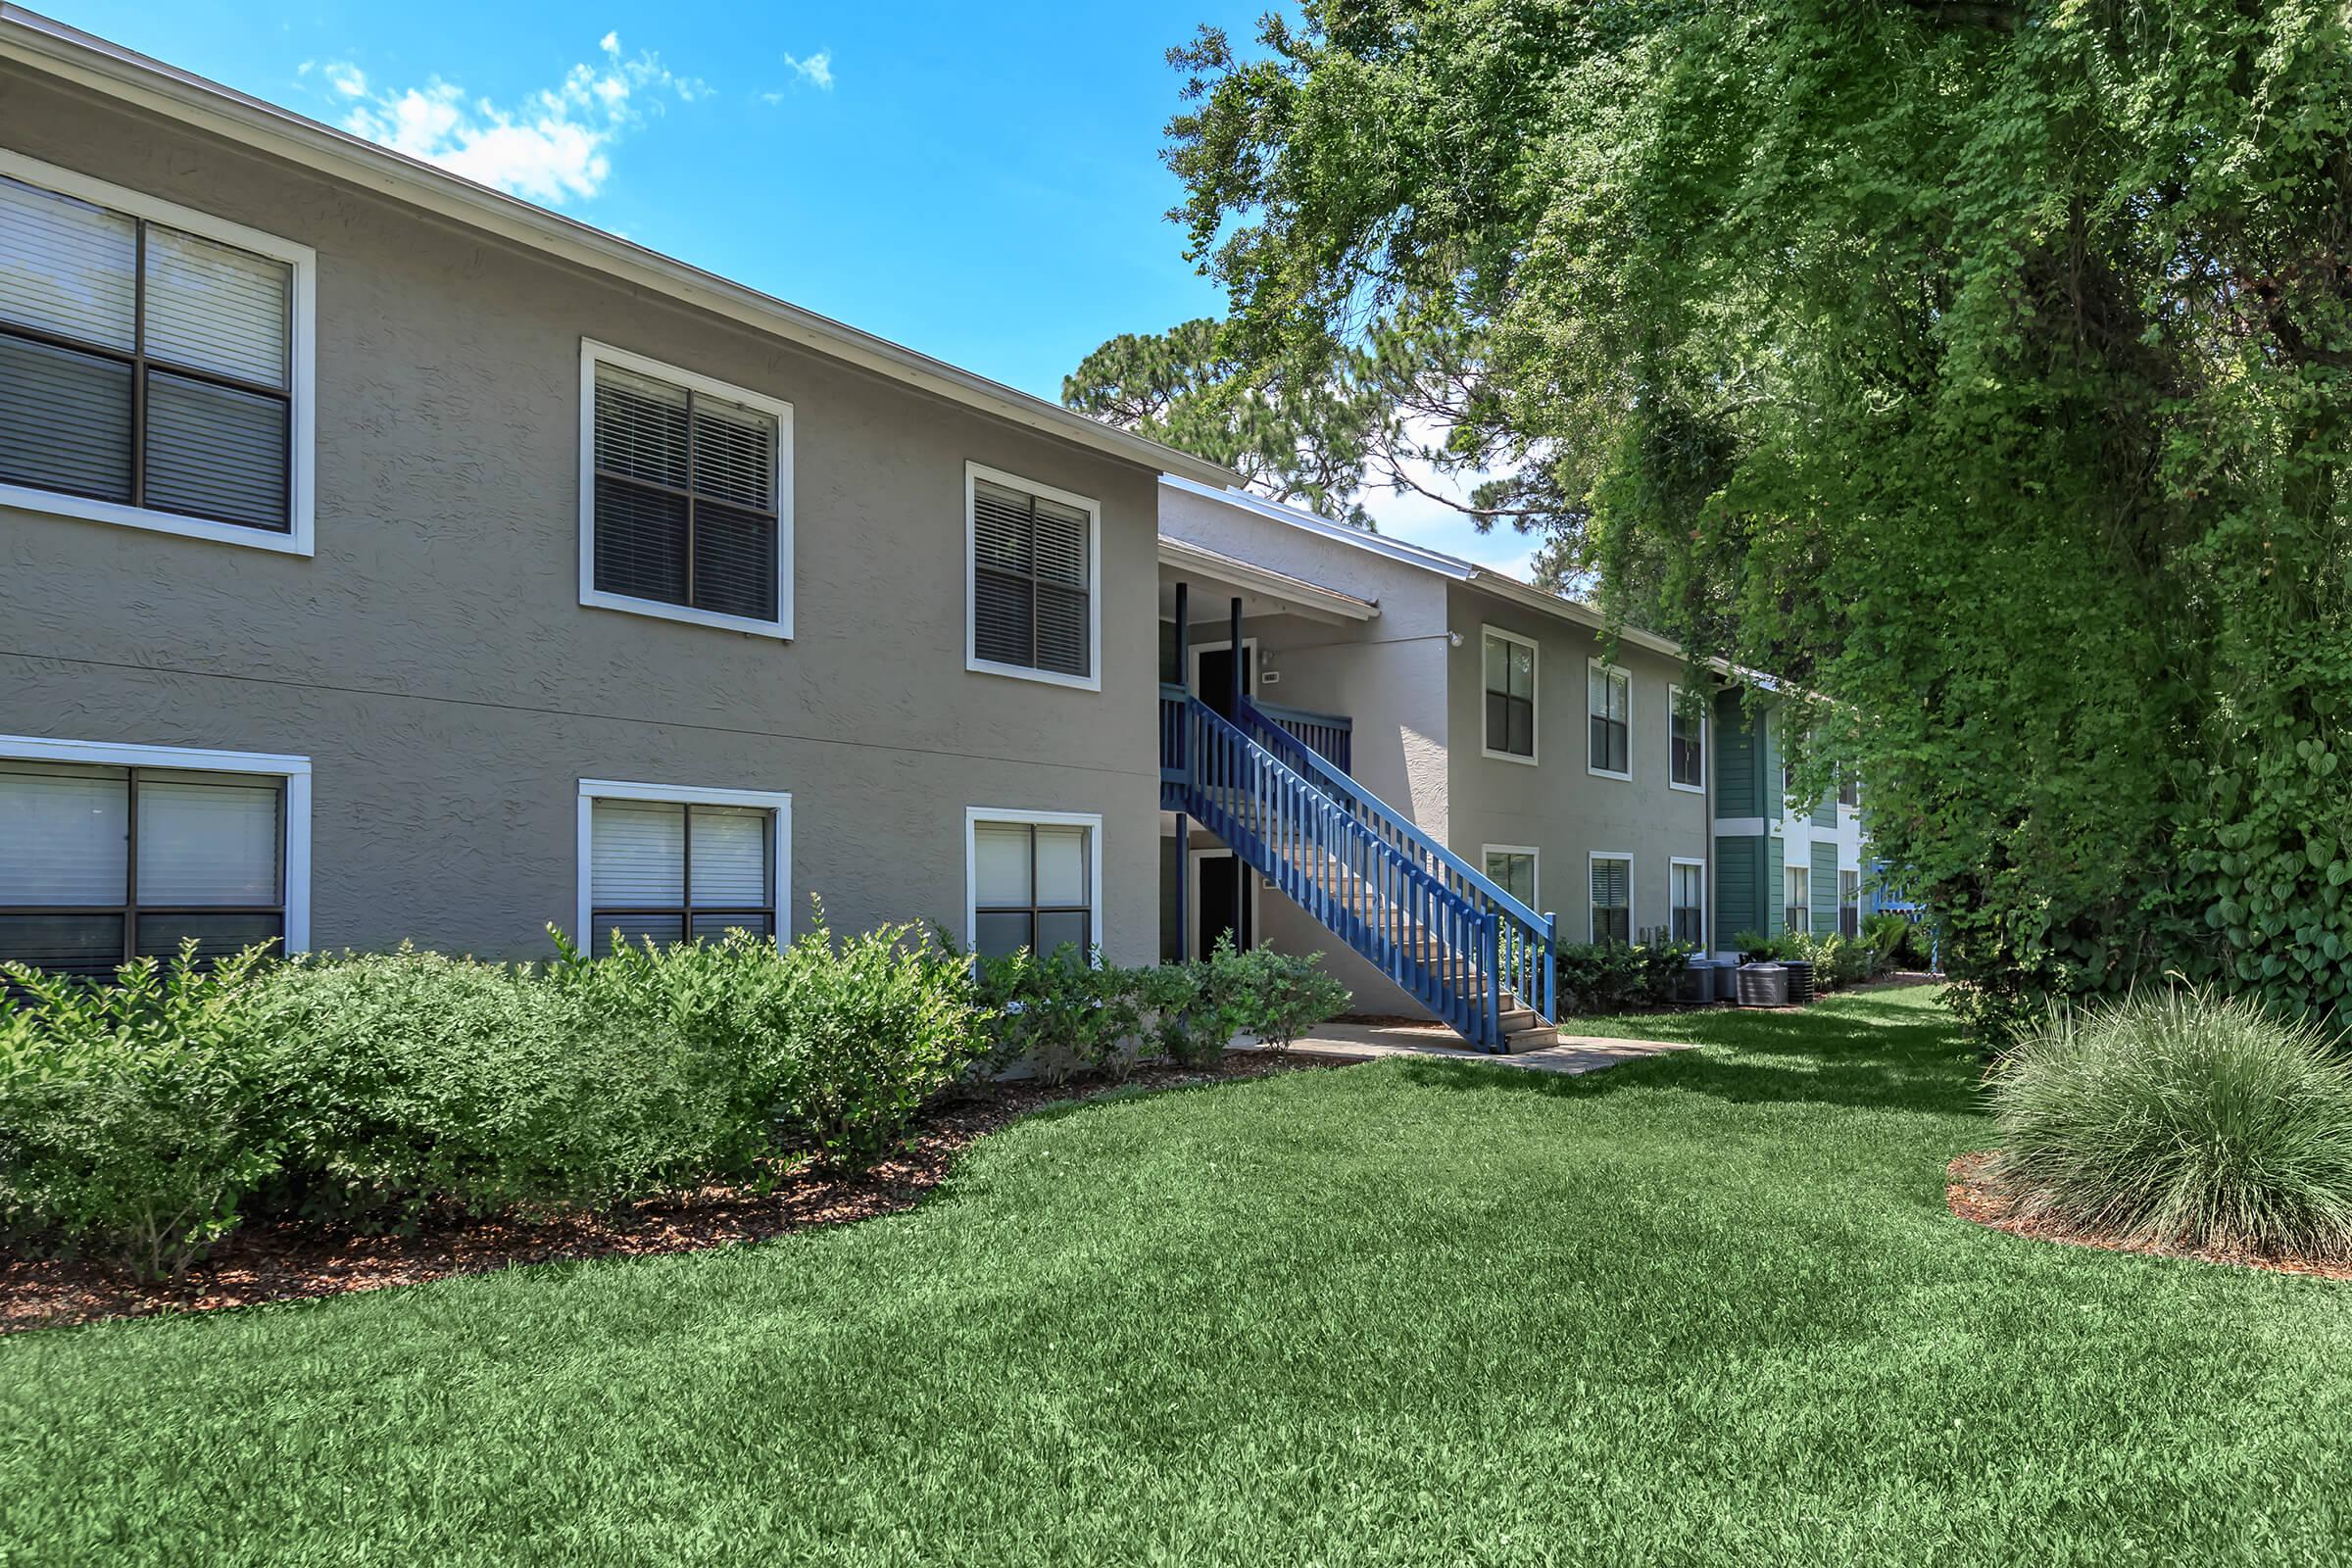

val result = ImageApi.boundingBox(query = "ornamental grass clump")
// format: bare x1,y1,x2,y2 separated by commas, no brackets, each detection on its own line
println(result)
1989,988,2352,1260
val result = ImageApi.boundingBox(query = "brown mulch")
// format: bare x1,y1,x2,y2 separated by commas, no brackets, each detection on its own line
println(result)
1,1053,1348,1335
1945,1150,2352,1283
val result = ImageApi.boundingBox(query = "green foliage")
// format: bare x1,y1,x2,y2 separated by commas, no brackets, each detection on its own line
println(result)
1206,939,1349,1054
1990,989,2352,1260
971,945,1145,1087
973,941,1349,1074
1149,0,2352,1037
1553,941,1689,1015
1136,958,1229,1068
0,943,281,1278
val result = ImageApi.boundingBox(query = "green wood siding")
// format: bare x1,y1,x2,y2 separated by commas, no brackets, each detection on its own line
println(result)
1811,841,1838,936
1810,793,1837,829
1714,834,1766,940
1714,690,1761,817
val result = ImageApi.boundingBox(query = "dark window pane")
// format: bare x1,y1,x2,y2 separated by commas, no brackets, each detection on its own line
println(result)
1486,691,1509,752
1034,910,1090,956
142,369,290,529
974,910,1033,959
133,911,281,966
691,502,777,620
1035,583,1089,676
973,570,1034,667
689,909,772,944
594,476,689,607
1506,702,1534,758
0,911,124,978
593,910,684,957
0,333,132,503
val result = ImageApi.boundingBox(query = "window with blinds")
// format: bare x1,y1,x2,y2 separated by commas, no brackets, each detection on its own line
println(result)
584,345,789,630
586,797,775,956
1784,865,1810,935
1483,849,1538,909
0,760,284,976
969,466,1096,684
971,818,1093,958
0,168,299,533
1482,630,1536,760
1670,689,1704,789
1590,856,1632,946
1671,861,1705,946
1589,662,1632,777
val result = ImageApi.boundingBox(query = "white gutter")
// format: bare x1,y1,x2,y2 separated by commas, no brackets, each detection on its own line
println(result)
0,5,1242,491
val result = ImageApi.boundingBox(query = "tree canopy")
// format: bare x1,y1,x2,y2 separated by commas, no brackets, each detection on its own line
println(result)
1122,0,2352,1032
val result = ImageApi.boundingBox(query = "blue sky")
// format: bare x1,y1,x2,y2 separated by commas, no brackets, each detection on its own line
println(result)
54,0,1535,572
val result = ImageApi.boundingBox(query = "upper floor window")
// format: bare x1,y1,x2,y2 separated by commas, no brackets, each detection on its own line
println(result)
1481,627,1537,762
967,464,1099,690
1669,686,1704,792
577,780,790,956
1838,768,1859,808
0,153,314,554
579,341,794,638
1589,661,1632,779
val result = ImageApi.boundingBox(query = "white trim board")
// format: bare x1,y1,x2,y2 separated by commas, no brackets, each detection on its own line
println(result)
0,147,317,557
1187,845,1260,956
574,777,795,949
1479,623,1541,766
1186,636,1260,705
964,462,1103,693
0,732,312,953
577,339,796,640
962,806,1105,957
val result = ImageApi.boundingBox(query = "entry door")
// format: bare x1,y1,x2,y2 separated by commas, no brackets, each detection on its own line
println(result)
1194,643,1255,719
1196,852,1254,956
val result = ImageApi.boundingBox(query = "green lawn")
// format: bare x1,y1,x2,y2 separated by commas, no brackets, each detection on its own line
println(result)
6,987,2349,1565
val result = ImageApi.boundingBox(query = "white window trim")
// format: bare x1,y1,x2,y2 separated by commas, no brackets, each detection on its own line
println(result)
1480,843,1542,909
1670,855,1708,951
1587,849,1635,944
577,339,796,640
964,461,1102,692
575,777,794,947
1188,845,1260,955
0,732,312,952
1187,636,1260,704
1479,623,1540,766
963,806,1104,956
1587,658,1634,782
0,149,317,557
1666,683,1706,796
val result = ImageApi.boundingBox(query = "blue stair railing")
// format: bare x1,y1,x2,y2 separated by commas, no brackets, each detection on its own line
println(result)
1161,689,1556,1048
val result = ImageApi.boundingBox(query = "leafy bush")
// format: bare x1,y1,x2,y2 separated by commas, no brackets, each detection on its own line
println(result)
0,943,281,1277
972,946,1144,1086
1989,988,2352,1260
1553,942,1690,1014
1208,941,1348,1054
1137,959,1227,1068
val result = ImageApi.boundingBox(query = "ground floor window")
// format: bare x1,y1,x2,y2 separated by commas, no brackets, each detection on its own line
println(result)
1785,864,1811,935
578,781,789,956
969,809,1099,959
1670,859,1705,947
1839,868,1860,937
1590,855,1632,945
1483,846,1539,908
0,740,308,975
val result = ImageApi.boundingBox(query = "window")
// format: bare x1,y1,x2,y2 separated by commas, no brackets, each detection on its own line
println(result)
0,152,314,553
1838,768,1859,808
1590,855,1632,945
1589,661,1631,778
0,738,310,975
1482,846,1539,908
1671,859,1705,947
1839,868,1860,937
968,809,1100,958
577,780,790,956
967,463,1100,689
579,341,793,638
1481,627,1537,762
1669,686,1704,792
1784,864,1810,935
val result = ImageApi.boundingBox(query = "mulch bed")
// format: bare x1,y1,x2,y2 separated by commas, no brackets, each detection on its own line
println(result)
2,1053,1348,1335
1946,1150,2352,1283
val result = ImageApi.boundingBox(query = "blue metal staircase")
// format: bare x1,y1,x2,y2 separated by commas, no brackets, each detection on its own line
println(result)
1160,686,1559,1051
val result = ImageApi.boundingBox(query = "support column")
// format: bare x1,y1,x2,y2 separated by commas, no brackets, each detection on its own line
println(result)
1229,594,1246,948
1172,580,1191,962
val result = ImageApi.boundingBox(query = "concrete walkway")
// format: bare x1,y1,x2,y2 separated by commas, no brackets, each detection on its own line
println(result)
1239,1019,1695,1077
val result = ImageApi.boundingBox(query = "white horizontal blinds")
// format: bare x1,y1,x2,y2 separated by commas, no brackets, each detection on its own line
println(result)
0,761,284,975
972,478,1091,678
1485,851,1536,908
1591,858,1631,945
972,820,1091,958
591,361,780,621
1484,635,1534,756
589,797,775,956
0,172,294,530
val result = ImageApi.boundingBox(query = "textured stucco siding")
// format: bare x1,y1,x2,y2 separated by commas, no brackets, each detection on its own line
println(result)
0,72,1162,961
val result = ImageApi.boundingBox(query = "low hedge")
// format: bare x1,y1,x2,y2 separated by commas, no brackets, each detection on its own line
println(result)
0,926,1349,1276
1552,942,1692,1014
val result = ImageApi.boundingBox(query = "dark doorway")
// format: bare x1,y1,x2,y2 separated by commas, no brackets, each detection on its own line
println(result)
1195,642,1255,719
1195,851,1254,956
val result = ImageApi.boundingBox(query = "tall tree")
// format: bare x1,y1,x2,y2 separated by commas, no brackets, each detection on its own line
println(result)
1152,0,2352,1034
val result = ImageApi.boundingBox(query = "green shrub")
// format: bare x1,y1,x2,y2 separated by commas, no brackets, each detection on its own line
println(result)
1989,988,2352,1260
973,946,1148,1086
1209,942,1348,1054
1138,959,1226,1068
1553,942,1690,1013
0,943,281,1277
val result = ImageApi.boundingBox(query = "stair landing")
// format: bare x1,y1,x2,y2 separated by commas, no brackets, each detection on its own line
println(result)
1237,1021,1695,1078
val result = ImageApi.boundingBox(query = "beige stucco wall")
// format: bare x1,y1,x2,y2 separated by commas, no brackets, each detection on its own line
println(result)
0,69,1163,961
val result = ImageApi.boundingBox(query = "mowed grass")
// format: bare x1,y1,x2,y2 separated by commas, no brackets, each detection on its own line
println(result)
6,987,2350,1565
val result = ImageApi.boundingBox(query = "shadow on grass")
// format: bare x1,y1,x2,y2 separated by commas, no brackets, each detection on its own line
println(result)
1395,994,1985,1118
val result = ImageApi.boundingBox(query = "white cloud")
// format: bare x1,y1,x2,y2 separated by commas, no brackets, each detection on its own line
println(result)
774,49,834,93
331,33,706,207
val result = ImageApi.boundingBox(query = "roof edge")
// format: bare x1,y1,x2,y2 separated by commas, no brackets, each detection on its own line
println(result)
0,6,1241,490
